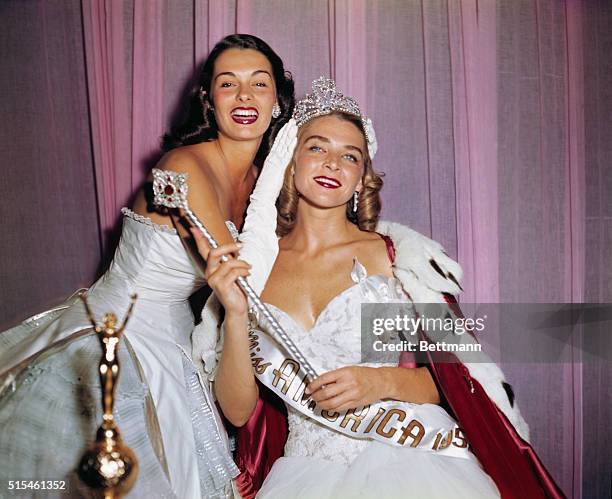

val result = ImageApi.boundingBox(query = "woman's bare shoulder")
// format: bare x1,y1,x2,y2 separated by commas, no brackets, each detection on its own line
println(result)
352,229,394,276
154,145,221,195
156,145,212,175
144,144,235,244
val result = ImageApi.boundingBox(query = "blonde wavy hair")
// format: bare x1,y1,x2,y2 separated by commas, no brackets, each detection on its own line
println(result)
277,111,384,237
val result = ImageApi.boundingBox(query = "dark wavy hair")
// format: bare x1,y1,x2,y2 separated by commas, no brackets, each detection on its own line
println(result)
162,34,295,166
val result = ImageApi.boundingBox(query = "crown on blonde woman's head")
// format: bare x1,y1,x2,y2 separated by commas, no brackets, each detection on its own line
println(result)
292,77,377,157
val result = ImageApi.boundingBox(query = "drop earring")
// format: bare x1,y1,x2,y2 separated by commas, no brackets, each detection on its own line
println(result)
272,103,281,119
353,191,359,212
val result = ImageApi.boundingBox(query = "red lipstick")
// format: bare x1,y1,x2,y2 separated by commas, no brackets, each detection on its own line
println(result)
313,176,342,189
231,107,259,125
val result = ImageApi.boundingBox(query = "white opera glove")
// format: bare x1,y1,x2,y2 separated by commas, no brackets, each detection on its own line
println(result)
237,119,298,295
193,120,297,379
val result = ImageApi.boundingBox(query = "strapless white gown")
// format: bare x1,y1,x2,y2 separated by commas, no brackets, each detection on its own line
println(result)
0,208,239,498
256,261,500,499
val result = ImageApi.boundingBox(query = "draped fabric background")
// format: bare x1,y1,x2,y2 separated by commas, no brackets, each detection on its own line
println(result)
0,1,610,497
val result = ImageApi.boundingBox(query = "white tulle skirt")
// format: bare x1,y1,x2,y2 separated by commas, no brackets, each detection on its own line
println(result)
256,440,500,499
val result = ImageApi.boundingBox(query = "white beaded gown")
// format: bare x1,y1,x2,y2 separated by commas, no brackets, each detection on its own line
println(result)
256,260,501,499
0,208,239,498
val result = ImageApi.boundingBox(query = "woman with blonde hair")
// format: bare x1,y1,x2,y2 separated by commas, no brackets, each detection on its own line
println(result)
199,78,563,498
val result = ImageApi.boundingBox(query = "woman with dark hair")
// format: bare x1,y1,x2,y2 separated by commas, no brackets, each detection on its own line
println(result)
199,78,564,498
161,34,294,165
134,33,295,255
0,34,296,499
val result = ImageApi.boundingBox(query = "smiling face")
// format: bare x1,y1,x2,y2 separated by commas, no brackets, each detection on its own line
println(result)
293,114,367,210
211,48,277,141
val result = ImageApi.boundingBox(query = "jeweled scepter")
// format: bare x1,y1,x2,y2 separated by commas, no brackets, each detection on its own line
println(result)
152,168,318,381
77,293,139,499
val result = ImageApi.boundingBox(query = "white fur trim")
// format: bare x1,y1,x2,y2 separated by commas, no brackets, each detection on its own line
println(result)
377,219,530,442
463,362,530,441
377,221,463,295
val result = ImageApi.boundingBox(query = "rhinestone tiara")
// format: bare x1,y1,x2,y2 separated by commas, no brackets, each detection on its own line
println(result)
292,77,373,146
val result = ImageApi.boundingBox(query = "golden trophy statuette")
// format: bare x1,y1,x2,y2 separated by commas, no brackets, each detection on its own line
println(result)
77,294,139,499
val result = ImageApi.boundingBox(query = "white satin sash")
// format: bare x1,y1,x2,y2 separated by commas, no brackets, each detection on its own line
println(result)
249,327,472,460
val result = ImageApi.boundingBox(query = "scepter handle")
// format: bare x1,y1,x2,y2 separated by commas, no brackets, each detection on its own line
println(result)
183,207,318,381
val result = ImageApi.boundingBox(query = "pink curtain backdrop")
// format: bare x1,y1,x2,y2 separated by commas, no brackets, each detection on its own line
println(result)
450,0,500,303
81,0,133,253
0,0,101,326
1,1,610,497
131,0,164,199
566,2,585,496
